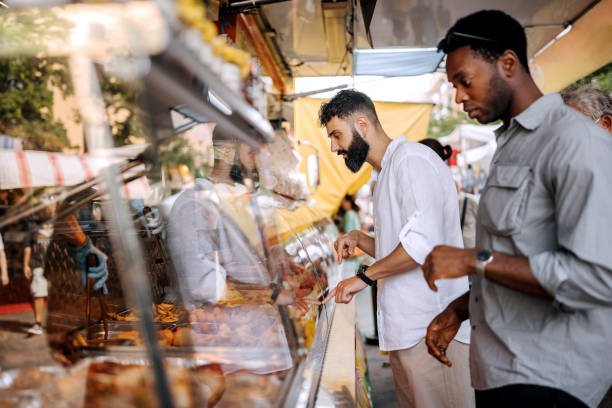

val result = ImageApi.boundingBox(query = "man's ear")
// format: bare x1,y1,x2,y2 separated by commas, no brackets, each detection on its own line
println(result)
498,50,520,79
354,115,369,137
600,114,612,133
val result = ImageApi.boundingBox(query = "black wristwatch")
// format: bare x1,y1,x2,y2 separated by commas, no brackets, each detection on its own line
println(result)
356,264,376,287
269,283,281,302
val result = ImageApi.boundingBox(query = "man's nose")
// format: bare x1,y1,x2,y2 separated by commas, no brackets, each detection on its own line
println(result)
330,141,339,152
455,88,468,105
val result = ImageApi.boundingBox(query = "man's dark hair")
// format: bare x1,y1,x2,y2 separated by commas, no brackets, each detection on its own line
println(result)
437,10,530,73
318,89,380,127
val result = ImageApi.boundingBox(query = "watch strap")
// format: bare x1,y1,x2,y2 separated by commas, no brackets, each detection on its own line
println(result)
269,283,281,301
356,264,376,286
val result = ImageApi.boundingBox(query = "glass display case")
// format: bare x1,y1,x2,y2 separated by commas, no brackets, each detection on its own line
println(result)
0,1,357,406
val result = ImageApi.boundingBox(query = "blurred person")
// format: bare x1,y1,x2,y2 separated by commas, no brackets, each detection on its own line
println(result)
425,10,612,408
334,194,361,234
418,138,453,162
23,195,108,335
0,232,8,287
231,141,259,191
23,202,55,335
561,85,612,133
169,125,309,313
419,138,478,248
334,194,363,277
318,90,473,408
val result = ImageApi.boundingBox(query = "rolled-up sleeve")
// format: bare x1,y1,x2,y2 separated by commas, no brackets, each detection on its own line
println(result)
530,131,612,310
396,156,448,265
530,251,612,310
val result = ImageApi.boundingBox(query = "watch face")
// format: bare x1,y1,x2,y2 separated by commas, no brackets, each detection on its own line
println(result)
476,250,491,261
358,264,369,274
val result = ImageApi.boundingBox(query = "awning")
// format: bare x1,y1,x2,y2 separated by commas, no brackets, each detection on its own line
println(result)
0,149,151,200
353,48,444,77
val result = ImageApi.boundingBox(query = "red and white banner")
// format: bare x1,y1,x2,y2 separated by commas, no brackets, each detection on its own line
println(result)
0,149,151,200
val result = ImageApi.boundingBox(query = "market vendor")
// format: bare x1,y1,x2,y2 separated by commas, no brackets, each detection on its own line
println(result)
167,125,309,313
424,10,612,408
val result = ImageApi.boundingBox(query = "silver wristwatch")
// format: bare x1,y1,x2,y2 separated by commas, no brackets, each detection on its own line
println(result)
475,249,493,278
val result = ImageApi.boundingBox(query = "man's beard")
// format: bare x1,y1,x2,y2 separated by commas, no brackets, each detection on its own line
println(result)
480,68,513,124
338,128,370,173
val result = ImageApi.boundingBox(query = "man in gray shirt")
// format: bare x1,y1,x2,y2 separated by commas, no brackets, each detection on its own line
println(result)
421,10,612,408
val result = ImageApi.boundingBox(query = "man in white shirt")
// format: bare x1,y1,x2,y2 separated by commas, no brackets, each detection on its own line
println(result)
319,90,473,407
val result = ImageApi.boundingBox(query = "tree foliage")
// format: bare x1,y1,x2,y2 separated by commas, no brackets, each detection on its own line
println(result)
0,9,75,152
564,62,612,92
426,110,482,139
99,74,146,147
0,57,74,151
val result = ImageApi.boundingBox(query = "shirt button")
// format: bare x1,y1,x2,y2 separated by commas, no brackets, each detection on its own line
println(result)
474,296,479,303
472,325,476,331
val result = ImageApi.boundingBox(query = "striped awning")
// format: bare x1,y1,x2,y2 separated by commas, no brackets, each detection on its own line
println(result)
0,149,151,200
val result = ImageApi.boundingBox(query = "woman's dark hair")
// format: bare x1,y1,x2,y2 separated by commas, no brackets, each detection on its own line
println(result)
342,194,360,213
437,10,530,73
419,138,453,162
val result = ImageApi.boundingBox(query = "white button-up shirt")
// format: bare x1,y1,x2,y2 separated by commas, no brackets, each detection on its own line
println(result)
372,137,471,351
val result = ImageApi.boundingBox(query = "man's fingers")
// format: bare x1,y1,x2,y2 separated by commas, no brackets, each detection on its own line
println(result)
333,242,340,263
426,335,452,366
425,272,438,292
321,287,337,304
302,298,321,305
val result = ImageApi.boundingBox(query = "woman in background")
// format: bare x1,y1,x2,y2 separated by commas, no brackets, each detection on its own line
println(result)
336,194,361,234
418,138,478,248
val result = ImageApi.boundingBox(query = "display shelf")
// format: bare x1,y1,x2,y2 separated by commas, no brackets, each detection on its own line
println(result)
147,39,274,147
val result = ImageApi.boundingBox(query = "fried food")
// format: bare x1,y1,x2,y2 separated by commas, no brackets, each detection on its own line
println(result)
106,312,138,321
158,329,174,347
83,361,221,408
173,327,193,347
195,364,225,407
223,371,282,400
154,303,183,323
106,303,186,324
115,331,139,341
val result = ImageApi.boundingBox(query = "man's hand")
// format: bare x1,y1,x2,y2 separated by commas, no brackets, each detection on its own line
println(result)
1,273,8,286
333,230,361,264
69,238,109,294
423,246,475,291
275,289,313,316
425,306,462,367
321,275,367,304
24,265,32,280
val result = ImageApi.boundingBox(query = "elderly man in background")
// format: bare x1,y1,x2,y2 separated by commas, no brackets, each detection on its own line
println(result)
562,84,612,133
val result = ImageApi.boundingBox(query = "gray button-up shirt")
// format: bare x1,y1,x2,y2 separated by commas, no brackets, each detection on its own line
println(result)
470,94,612,407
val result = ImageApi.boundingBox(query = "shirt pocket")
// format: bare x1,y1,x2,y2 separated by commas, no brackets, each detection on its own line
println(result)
480,165,532,236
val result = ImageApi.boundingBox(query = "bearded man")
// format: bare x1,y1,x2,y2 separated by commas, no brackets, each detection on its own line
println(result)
318,89,474,408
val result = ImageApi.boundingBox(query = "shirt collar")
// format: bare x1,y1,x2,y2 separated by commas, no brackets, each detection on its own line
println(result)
498,93,562,136
380,137,405,171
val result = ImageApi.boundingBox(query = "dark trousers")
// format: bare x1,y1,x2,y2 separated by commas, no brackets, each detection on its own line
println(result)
476,384,588,408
